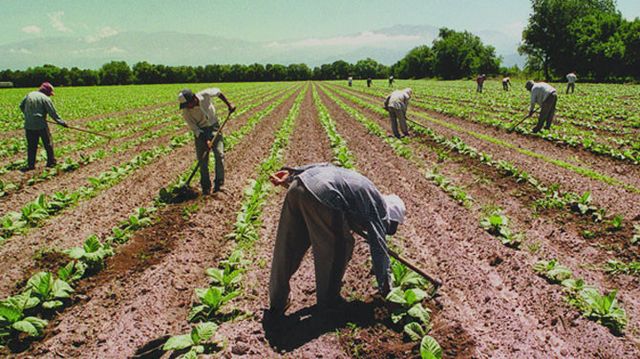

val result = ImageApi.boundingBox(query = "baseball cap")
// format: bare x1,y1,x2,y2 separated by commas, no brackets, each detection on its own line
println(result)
39,82,54,96
383,194,406,224
177,89,195,109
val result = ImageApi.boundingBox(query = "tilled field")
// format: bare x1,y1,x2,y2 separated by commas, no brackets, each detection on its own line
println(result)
1,81,639,358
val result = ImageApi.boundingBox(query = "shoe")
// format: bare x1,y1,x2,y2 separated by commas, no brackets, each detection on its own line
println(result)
46,161,57,168
20,166,35,173
202,188,211,196
213,181,223,193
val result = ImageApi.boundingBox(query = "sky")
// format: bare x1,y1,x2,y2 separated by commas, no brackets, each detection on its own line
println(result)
1,0,639,69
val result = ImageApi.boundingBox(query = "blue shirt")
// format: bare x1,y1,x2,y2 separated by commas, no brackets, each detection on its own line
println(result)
289,163,391,290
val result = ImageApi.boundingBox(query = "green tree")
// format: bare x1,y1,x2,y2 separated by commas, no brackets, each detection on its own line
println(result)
392,45,434,79
432,28,500,80
99,61,133,85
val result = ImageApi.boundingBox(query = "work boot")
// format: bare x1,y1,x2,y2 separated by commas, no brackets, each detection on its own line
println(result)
202,187,211,196
20,166,35,173
213,180,223,193
46,160,57,168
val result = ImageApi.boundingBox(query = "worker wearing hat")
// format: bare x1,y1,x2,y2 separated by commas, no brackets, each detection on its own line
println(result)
525,80,557,133
267,163,406,317
19,82,67,172
178,88,235,194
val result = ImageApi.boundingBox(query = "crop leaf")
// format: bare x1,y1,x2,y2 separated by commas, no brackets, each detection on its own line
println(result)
163,334,193,351
190,322,218,345
404,322,426,341
420,335,442,359
12,317,47,337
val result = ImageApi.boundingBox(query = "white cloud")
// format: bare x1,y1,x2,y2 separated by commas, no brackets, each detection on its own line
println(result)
106,46,125,54
48,11,72,33
85,26,119,43
22,25,42,34
265,31,421,49
9,48,33,54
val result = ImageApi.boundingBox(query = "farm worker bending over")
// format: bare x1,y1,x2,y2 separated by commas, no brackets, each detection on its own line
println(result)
526,80,557,133
19,82,68,172
348,76,353,87
267,163,406,316
476,74,486,93
367,77,372,87
384,88,412,138
178,88,236,194
566,72,577,94
502,77,511,91
389,75,394,87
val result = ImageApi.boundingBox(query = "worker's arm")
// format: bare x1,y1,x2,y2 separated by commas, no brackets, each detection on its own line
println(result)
529,94,536,117
383,96,390,110
19,97,26,114
44,98,67,127
218,93,236,113
365,220,391,296
270,163,332,186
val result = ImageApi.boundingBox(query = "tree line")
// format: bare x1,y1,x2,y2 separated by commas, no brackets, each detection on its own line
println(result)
520,0,640,81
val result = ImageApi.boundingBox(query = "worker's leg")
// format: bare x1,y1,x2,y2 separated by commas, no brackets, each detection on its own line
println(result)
544,93,557,130
195,132,211,193
570,83,575,94
302,196,354,308
269,180,311,314
212,133,224,191
398,109,409,136
389,110,401,138
25,129,39,169
41,127,56,167
532,109,546,133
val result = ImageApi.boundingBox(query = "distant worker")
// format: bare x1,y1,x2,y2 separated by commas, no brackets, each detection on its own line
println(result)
566,72,577,94
389,75,394,87
367,77,372,88
502,77,511,91
178,88,236,194
525,80,557,133
19,82,68,172
384,88,412,138
267,163,406,316
476,74,487,93
348,76,353,87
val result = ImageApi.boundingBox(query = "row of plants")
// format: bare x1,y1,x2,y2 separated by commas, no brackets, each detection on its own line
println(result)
0,205,156,350
0,84,301,353
533,259,628,334
161,86,307,358
329,85,640,250
315,85,441,358
321,85,474,207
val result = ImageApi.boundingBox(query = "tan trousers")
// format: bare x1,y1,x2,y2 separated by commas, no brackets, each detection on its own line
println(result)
269,180,355,313
389,108,409,138
533,92,557,133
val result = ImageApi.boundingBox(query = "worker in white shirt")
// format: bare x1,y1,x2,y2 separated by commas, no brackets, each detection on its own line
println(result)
178,88,236,194
502,77,511,91
566,72,577,94
348,76,353,87
384,88,412,138
525,80,557,133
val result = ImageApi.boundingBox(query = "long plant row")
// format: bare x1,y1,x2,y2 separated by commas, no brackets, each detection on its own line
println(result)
161,86,306,358
315,84,442,358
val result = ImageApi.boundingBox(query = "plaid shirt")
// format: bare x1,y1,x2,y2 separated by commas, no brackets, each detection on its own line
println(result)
289,163,391,290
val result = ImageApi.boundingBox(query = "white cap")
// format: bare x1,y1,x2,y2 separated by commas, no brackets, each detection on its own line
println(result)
383,194,406,224
404,88,413,97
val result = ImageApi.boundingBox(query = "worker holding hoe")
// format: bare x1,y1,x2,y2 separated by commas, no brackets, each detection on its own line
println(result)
525,80,557,133
178,88,236,194
19,82,68,172
384,88,413,138
267,163,406,317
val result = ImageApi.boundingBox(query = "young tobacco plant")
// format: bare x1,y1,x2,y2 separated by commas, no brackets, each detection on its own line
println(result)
480,210,522,248
65,235,114,272
162,322,220,359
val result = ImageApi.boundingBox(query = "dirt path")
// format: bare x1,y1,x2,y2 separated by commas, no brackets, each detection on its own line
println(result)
327,85,640,221
16,88,302,358
0,90,297,299
316,85,640,358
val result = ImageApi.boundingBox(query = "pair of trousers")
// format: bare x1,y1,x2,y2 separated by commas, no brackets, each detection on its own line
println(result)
25,127,55,167
566,83,575,94
477,84,483,93
389,108,409,138
194,126,224,192
533,92,558,133
269,179,355,313
503,83,509,91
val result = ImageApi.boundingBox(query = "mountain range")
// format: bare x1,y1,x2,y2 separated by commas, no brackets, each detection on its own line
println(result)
0,25,525,70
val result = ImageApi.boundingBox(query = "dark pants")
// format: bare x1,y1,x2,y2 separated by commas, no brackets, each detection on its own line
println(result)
25,127,55,168
195,125,224,193
477,83,483,93
566,83,575,94
533,92,558,133
503,82,509,91
269,180,354,313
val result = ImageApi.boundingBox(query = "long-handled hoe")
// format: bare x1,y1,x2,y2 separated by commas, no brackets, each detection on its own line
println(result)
47,119,113,143
388,248,443,297
507,109,537,133
159,111,233,203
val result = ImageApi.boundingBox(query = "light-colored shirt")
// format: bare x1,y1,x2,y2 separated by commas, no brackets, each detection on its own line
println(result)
290,163,391,291
181,88,221,136
19,91,62,130
385,89,411,111
502,77,510,83
567,73,577,83
530,83,557,112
